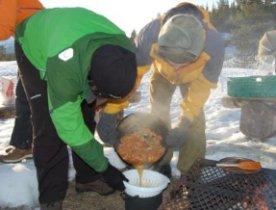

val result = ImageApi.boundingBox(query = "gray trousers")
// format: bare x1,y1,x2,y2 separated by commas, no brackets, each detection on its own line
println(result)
150,70,206,174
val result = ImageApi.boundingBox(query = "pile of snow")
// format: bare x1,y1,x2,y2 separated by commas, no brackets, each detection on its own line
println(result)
0,62,275,208
0,61,17,77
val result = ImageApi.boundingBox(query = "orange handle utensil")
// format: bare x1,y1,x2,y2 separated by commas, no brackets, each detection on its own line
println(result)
203,157,262,174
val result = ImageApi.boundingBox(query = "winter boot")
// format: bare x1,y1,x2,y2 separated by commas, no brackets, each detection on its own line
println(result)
40,201,62,210
75,179,115,195
0,147,33,163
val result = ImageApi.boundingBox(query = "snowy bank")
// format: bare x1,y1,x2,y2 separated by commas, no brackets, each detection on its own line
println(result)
0,63,275,208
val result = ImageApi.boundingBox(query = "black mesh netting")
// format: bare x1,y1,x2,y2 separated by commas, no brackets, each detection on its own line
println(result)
159,160,276,210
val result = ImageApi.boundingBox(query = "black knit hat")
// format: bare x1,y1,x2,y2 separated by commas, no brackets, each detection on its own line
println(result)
90,45,137,99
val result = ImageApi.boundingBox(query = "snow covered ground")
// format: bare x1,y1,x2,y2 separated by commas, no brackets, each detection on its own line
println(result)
0,61,275,208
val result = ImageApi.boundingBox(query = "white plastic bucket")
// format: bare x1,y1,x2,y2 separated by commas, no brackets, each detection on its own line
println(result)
123,169,170,198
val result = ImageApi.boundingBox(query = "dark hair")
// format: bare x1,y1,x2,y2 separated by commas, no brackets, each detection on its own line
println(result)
162,2,203,25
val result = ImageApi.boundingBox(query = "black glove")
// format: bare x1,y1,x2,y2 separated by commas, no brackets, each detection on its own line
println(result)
102,163,128,191
165,118,191,148
96,111,123,146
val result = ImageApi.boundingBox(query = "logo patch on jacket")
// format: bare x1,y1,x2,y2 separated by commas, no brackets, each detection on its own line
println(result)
58,48,74,61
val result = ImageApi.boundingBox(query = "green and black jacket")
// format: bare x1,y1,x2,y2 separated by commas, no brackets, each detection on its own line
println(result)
16,7,135,172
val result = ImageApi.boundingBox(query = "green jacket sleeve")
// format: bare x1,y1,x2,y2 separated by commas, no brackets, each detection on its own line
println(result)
46,50,108,172
50,96,108,172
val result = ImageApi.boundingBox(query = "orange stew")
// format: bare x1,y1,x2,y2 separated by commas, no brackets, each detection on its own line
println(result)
117,128,165,166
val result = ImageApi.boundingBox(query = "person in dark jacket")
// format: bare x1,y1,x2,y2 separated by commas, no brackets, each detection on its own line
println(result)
15,7,142,209
135,3,225,177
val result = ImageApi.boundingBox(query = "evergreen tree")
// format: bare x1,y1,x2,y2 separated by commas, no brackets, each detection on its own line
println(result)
210,0,275,64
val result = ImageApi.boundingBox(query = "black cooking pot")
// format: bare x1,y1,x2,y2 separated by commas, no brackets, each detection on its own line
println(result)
117,112,169,143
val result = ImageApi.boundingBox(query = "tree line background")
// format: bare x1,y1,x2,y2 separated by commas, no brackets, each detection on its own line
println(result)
1,0,275,63
0,45,15,61
210,0,275,64
130,0,275,66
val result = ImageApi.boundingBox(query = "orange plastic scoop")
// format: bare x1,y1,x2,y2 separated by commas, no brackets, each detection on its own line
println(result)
203,157,262,174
